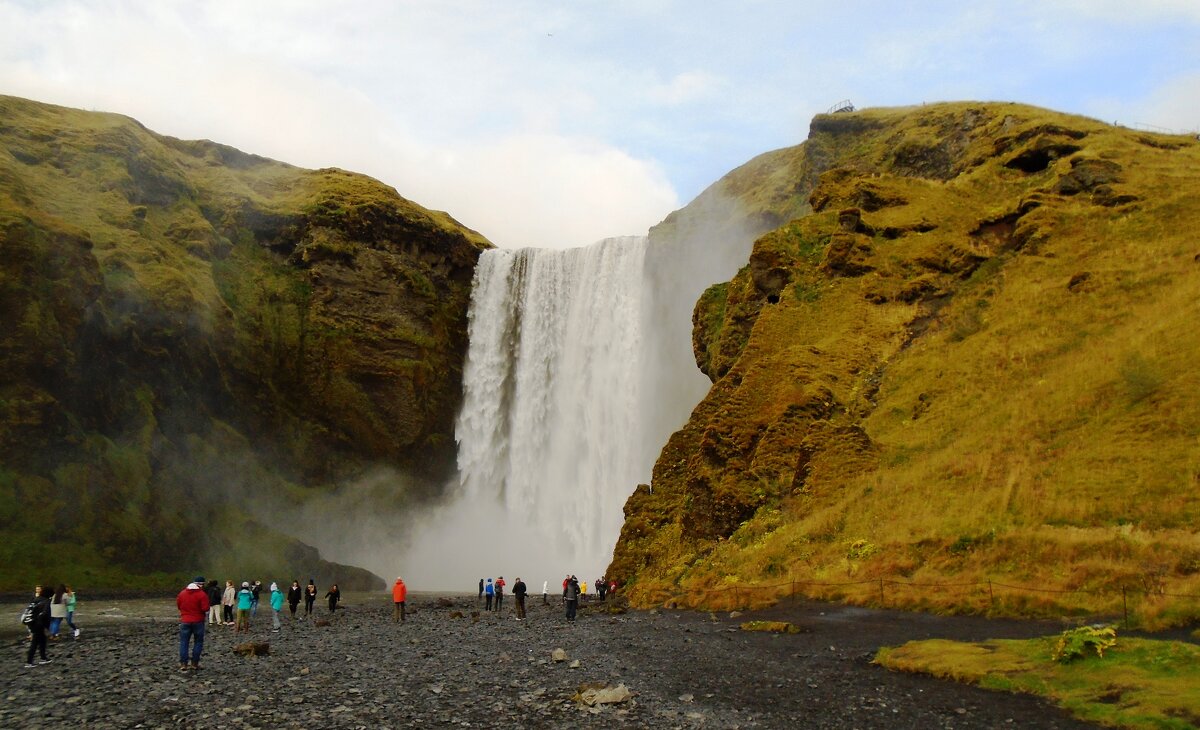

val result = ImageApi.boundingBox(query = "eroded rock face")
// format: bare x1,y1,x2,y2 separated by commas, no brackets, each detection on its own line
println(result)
0,95,489,585
611,101,1200,609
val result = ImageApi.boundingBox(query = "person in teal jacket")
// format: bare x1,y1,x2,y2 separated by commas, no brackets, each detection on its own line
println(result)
235,582,254,633
269,583,284,632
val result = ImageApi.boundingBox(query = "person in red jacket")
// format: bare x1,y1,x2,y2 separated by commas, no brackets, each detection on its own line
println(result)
392,576,408,623
176,575,211,671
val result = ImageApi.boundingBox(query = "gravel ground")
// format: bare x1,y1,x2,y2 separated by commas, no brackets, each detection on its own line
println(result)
1,592,1100,728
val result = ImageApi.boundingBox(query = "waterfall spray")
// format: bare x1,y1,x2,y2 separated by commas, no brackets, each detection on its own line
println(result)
401,236,651,588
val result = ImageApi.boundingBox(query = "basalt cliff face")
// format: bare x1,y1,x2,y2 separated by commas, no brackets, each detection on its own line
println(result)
612,102,1200,620
0,96,489,589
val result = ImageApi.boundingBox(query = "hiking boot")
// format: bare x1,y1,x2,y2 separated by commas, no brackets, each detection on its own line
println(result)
180,663,189,671
190,662,201,670
37,659,52,665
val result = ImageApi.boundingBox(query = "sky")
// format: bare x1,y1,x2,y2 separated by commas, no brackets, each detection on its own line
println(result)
1,0,1198,249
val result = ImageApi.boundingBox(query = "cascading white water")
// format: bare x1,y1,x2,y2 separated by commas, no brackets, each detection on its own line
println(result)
399,236,652,588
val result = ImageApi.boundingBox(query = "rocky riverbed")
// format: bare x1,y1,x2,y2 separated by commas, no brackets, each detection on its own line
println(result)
2,592,1099,728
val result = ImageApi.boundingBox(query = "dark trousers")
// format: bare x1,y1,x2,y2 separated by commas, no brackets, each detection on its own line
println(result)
178,621,205,665
26,629,47,663
485,594,493,611
393,601,406,622
495,594,503,612
515,595,526,619
289,602,298,617
566,599,578,621
305,597,315,616
223,605,233,623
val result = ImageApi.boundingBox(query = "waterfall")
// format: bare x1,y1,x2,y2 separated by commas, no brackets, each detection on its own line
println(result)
400,236,651,588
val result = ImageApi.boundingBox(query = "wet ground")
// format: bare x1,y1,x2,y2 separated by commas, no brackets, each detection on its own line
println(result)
1,592,1102,728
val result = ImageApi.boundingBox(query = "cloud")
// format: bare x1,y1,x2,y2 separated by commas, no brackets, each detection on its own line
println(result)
0,0,678,249
647,71,723,106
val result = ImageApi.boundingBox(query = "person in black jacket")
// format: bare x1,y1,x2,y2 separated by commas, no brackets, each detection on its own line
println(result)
325,584,340,612
512,577,528,620
206,580,223,625
287,580,302,619
24,584,53,668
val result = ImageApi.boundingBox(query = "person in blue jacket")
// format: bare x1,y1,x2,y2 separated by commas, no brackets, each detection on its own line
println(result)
484,578,495,611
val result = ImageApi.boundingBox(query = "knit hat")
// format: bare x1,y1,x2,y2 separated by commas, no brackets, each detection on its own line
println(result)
270,582,278,591
242,581,249,588
193,575,205,584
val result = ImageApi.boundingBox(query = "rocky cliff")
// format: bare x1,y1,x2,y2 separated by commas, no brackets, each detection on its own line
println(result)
611,102,1200,621
0,95,490,589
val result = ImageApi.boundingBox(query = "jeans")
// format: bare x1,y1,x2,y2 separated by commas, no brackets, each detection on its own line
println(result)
178,622,205,665
49,617,63,636
67,611,78,630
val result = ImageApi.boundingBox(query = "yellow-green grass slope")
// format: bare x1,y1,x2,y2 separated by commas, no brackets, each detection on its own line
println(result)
0,95,489,589
610,102,1200,626
877,633,1200,729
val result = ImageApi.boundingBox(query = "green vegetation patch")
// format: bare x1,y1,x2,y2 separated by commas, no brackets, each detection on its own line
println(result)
876,634,1200,729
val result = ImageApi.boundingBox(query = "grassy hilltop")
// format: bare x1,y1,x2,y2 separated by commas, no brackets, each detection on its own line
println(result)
0,95,490,589
611,102,1200,626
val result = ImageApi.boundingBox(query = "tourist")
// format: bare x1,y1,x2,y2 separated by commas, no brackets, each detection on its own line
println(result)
270,583,284,632
565,575,581,622
206,580,222,625
325,583,341,613
596,576,607,602
581,580,588,602
478,578,484,604
495,576,506,613
392,576,408,623
23,584,52,668
542,580,548,605
176,575,210,670
287,580,302,619
304,579,317,618
64,584,80,637
236,581,253,632
562,575,570,605
484,578,494,611
250,580,262,617
222,580,236,625
513,577,527,620
48,584,68,639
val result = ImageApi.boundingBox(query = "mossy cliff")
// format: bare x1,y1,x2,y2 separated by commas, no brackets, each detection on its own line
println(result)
611,102,1200,623
0,95,489,589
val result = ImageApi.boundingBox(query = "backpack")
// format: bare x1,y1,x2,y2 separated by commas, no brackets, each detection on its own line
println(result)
20,601,37,625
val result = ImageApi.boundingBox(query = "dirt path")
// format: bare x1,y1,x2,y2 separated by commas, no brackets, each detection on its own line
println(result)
1,593,1099,728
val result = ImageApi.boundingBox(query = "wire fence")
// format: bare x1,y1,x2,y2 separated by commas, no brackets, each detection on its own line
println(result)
634,576,1200,628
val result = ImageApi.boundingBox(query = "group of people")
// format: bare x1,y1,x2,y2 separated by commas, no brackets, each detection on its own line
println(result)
176,576,343,671
21,583,81,668
478,576,530,619
475,574,617,621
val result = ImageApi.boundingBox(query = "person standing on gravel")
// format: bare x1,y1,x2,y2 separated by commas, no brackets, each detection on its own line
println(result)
542,580,548,605
478,578,484,605
287,580,302,619
484,578,494,611
565,575,581,622
304,580,317,618
392,576,408,623
236,581,254,632
495,576,506,614
222,580,236,625
23,584,52,668
206,580,222,625
250,580,262,617
513,577,527,620
64,584,80,638
270,583,284,632
176,575,210,671
48,584,68,639
325,584,341,613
